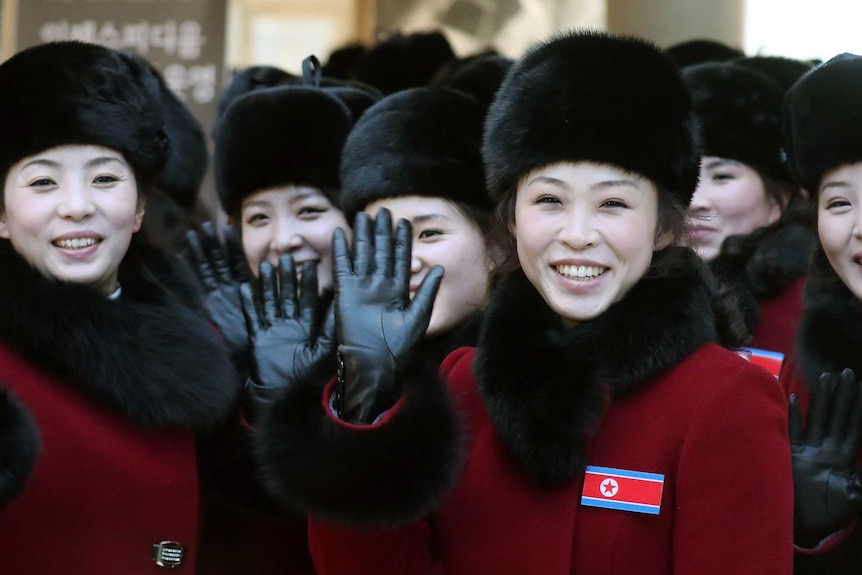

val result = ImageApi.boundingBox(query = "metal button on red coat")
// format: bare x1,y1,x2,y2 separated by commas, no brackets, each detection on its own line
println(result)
152,541,184,569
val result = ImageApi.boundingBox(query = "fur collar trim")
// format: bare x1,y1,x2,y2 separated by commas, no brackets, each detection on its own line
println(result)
0,240,238,431
474,247,719,486
796,267,862,390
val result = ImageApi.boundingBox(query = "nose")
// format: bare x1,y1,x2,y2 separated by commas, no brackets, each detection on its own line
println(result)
688,180,712,214
271,221,303,254
559,206,599,249
56,182,96,221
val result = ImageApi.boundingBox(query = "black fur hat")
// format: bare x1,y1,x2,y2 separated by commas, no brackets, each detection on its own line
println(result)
0,41,169,186
665,38,745,69
359,31,456,95
484,31,700,205
784,53,862,194
339,87,490,223
682,62,789,183
733,55,813,94
435,54,514,113
214,85,354,216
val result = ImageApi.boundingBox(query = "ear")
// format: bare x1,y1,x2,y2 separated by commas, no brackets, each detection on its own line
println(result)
0,209,9,240
132,196,146,233
654,226,674,251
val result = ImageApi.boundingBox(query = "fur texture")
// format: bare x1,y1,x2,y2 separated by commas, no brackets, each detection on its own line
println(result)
0,41,168,183
436,54,513,112
483,31,700,204
215,86,354,215
734,55,813,94
785,53,862,194
0,240,238,430
474,247,720,486
682,63,789,182
254,358,465,528
339,88,490,222
0,387,39,508
664,38,745,69
359,31,455,95
796,262,862,390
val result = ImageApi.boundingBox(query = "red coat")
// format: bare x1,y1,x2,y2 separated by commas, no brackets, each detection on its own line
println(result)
0,243,238,574
256,251,794,575
751,277,806,357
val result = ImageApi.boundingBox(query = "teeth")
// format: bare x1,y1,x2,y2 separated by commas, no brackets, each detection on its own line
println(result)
556,264,607,279
54,238,98,249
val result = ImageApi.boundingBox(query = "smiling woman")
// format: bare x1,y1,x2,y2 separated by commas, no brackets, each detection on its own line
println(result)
0,41,238,574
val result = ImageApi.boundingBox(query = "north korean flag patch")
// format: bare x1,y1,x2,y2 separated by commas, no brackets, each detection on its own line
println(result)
736,347,784,379
581,465,665,515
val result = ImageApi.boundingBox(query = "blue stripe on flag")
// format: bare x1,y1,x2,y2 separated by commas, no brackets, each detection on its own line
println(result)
585,465,665,482
581,496,661,515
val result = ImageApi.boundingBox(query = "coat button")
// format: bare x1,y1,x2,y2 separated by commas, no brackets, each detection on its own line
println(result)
152,541,184,569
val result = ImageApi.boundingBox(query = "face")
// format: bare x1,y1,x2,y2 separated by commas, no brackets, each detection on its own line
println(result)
365,195,495,338
240,186,348,292
686,156,782,261
513,161,663,326
0,145,143,295
818,162,862,300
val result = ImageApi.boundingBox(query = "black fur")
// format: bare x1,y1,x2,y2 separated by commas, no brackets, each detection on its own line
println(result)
785,53,862,194
435,54,513,113
664,38,744,69
796,262,862,390
0,240,238,431
474,247,722,486
734,55,813,94
215,86,354,216
254,358,464,528
483,31,700,204
358,31,455,95
339,88,490,223
682,62,789,183
0,42,168,185
0,387,39,508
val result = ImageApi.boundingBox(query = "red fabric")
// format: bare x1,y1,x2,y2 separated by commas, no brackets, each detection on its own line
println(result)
0,343,201,573
309,344,794,575
751,278,806,357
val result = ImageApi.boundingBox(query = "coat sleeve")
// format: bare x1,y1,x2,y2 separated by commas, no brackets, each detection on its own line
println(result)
673,361,794,574
0,386,40,507
253,353,466,529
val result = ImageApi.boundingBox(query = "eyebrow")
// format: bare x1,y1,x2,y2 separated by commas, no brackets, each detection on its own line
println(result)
703,158,741,170
412,213,452,225
21,156,125,170
820,180,849,192
527,175,641,191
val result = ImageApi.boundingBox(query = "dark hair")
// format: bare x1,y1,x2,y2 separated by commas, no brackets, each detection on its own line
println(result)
490,171,689,277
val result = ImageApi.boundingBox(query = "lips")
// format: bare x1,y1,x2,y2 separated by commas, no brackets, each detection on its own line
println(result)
52,232,103,250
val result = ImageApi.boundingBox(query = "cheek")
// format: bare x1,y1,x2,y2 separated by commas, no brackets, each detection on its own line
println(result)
241,230,268,276
818,214,846,258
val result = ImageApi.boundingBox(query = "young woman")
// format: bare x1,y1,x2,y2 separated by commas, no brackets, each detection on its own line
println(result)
0,42,237,573
336,87,498,364
682,62,813,357
781,52,862,575
253,31,793,574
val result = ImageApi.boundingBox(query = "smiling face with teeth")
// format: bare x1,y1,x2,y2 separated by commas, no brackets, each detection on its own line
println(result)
0,145,143,295
513,161,664,325
817,162,862,300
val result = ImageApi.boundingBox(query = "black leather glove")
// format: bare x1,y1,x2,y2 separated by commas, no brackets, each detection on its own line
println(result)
240,255,335,422
185,222,251,362
333,209,443,424
790,369,862,547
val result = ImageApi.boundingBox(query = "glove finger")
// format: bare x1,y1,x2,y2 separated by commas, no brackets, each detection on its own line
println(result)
393,218,413,299
185,229,217,291
314,305,337,361
407,265,444,332
240,282,262,335
788,394,804,444
260,261,280,322
224,224,250,282
333,227,353,281
846,374,862,450
374,208,394,278
278,254,298,320
201,221,232,286
829,369,858,441
298,261,319,328
354,212,373,276
807,372,835,444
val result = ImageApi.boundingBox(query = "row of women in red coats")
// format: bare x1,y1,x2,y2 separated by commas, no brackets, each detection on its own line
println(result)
0,28,860,575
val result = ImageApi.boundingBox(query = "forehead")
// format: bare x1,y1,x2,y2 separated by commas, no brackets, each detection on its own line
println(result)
521,161,652,189
364,195,466,222
241,185,331,209
15,144,127,168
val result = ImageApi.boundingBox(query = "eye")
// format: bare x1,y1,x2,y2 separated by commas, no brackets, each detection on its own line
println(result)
826,199,851,210
418,228,443,240
245,213,269,225
601,199,629,209
536,195,562,205
29,177,56,188
93,175,119,185
712,172,734,182
298,206,326,219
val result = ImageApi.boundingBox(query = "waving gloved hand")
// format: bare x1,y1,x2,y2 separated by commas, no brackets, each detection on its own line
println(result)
789,368,862,547
333,209,443,424
185,222,251,362
240,255,335,422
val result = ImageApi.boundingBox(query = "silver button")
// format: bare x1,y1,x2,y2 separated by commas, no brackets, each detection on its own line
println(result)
152,541,184,569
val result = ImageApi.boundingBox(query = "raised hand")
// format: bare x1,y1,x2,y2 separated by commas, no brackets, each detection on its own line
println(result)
240,255,335,395
789,369,862,547
185,222,250,361
333,209,443,424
